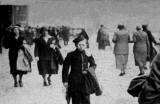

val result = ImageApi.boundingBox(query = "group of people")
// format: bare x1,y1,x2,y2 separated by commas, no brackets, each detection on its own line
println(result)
2,22,160,104
97,24,159,76
96,24,160,104
3,24,101,104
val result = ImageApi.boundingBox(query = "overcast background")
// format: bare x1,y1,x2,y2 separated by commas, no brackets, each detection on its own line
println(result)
1,0,160,32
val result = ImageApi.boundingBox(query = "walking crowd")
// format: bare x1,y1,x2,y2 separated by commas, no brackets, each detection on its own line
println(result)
1,23,160,104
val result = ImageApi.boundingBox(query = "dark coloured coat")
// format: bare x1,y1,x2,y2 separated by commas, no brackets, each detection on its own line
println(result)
143,30,157,61
34,37,63,75
61,26,70,41
97,28,110,49
62,49,97,94
4,32,27,74
138,53,160,104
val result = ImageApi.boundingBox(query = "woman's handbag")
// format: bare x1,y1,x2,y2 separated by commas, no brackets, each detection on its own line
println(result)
87,67,102,96
17,49,31,72
23,47,33,62
127,75,148,97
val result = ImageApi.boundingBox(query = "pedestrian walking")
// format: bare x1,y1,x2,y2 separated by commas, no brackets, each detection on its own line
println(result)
3,25,31,87
133,26,150,75
142,24,157,63
34,27,63,86
62,36,101,104
97,25,110,50
112,24,131,76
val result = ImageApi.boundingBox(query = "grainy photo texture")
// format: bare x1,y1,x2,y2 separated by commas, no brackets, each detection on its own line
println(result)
0,0,160,104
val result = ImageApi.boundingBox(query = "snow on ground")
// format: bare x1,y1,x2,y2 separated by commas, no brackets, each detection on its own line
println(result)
0,33,159,104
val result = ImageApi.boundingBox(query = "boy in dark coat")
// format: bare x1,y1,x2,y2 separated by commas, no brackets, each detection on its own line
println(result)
62,35,100,104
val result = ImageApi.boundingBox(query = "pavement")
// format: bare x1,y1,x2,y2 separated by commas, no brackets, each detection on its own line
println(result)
0,35,153,104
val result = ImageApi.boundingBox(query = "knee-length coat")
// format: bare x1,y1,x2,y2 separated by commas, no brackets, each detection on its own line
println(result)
3,32,27,74
97,28,110,49
34,37,63,75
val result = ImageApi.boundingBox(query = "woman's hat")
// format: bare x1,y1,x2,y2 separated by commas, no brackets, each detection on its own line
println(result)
142,24,148,29
41,27,48,32
40,27,48,34
117,24,125,30
73,35,85,45
136,26,141,30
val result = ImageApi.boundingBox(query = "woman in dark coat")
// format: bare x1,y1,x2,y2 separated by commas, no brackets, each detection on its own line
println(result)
133,26,150,75
34,27,63,86
62,36,97,104
112,25,130,76
142,24,157,62
4,26,28,87
138,53,160,104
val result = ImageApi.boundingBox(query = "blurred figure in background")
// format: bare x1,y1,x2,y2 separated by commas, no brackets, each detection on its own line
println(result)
97,25,110,50
133,26,150,76
61,26,70,46
142,24,157,64
112,24,131,76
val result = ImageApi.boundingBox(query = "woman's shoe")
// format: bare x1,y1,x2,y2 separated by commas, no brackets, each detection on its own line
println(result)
19,81,23,87
47,77,51,85
119,72,125,76
14,82,18,87
43,82,48,86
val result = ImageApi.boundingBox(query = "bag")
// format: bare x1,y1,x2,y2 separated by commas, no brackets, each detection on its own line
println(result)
23,47,33,62
87,67,102,96
127,75,148,97
83,67,102,96
17,49,31,72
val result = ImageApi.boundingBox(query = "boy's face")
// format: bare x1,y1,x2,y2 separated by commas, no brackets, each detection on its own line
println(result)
77,39,87,51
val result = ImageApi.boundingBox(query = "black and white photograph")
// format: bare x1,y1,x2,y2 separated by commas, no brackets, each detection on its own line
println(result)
1,0,160,104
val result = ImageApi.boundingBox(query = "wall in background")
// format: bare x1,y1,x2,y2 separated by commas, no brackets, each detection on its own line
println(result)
1,0,160,33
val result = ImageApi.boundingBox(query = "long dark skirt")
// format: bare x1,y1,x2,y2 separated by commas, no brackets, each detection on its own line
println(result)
37,60,58,75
